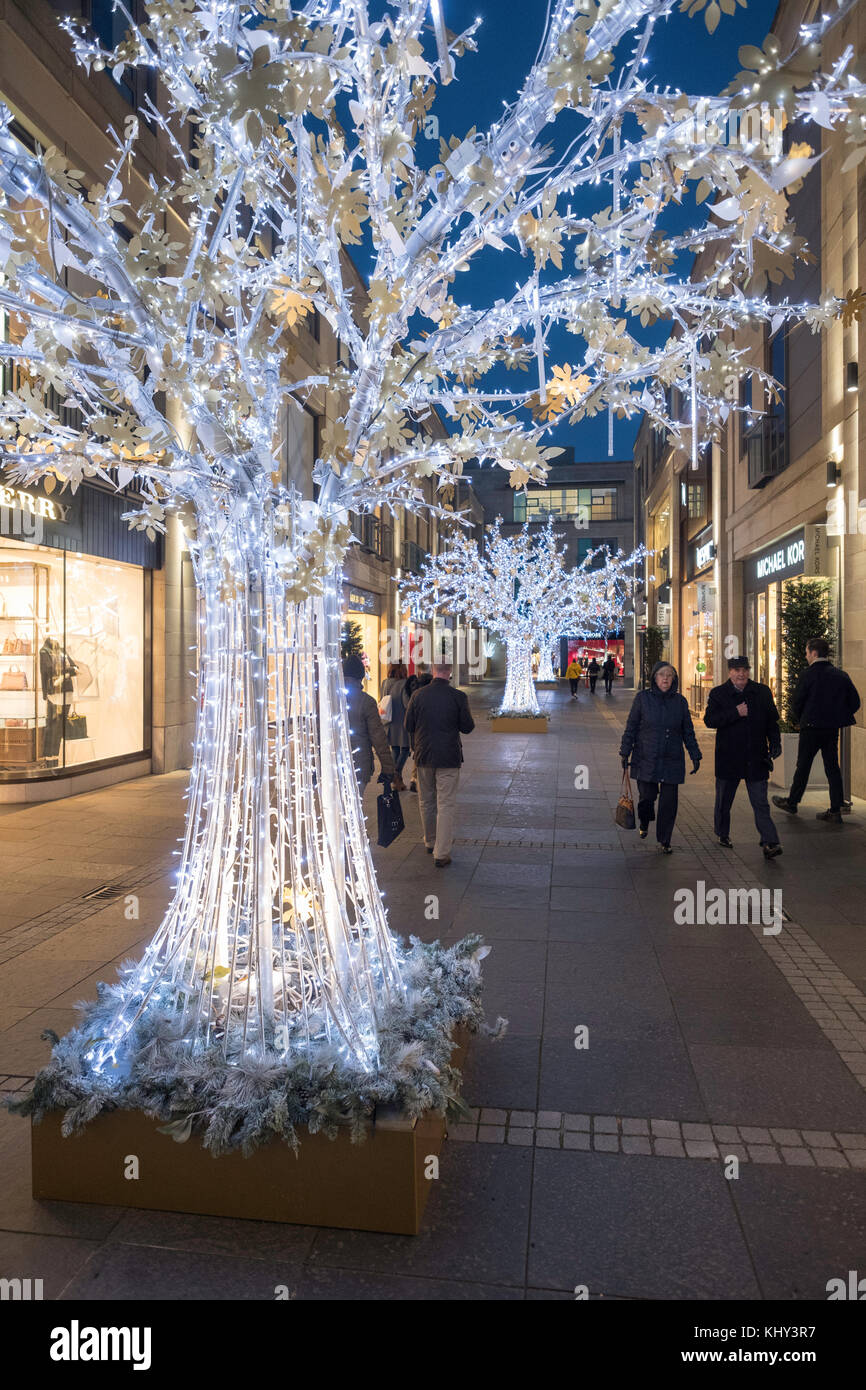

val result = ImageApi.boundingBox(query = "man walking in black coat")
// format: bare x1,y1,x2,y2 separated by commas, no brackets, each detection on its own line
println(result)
772,637,861,824
704,656,782,858
404,662,475,867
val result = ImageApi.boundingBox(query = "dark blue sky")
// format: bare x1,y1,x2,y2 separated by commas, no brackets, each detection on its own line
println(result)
366,0,781,461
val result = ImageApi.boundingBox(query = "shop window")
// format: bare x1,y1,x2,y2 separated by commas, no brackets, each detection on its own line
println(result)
0,543,147,777
281,404,318,495
515,486,617,524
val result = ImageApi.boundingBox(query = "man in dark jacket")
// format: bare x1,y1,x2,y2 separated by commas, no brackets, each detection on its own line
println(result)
404,662,475,866
772,637,861,824
343,656,395,791
704,656,782,857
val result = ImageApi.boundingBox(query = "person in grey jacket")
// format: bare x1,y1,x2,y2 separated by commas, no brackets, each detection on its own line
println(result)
343,656,395,791
619,661,701,853
380,662,411,791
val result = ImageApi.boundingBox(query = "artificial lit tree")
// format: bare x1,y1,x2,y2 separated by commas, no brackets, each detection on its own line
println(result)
402,518,645,717
1,0,863,1145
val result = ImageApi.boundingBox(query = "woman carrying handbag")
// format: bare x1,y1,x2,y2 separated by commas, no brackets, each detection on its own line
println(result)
619,662,701,853
380,662,411,791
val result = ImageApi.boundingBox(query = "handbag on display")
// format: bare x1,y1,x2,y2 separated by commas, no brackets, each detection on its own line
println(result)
614,769,636,830
64,709,89,741
0,666,28,691
376,778,404,847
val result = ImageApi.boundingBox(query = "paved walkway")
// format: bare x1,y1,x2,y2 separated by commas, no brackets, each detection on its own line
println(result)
1,680,865,1299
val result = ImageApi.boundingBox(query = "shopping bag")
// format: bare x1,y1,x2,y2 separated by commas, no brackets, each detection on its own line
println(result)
377,693,393,723
377,779,404,847
614,769,636,830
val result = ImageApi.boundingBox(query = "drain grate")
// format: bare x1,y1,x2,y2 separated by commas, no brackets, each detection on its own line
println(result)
81,885,127,902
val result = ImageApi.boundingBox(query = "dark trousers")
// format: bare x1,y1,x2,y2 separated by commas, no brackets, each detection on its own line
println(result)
391,744,410,775
569,679,579,695
637,780,679,845
714,777,778,844
604,675,613,693
789,727,843,811
589,674,598,692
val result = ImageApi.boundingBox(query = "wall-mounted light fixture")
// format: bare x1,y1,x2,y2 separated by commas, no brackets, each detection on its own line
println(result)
826,458,842,488
846,361,859,394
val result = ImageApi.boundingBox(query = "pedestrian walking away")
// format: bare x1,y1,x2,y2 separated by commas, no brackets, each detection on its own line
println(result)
565,657,582,699
602,654,616,694
619,661,701,852
704,655,782,858
404,661,475,866
402,661,432,791
772,637,861,824
380,662,411,791
588,657,600,693
343,656,396,792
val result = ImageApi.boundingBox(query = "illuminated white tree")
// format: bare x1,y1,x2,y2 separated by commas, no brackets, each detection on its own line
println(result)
402,518,645,716
1,0,863,1140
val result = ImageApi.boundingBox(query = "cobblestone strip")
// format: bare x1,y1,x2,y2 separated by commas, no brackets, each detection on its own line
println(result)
4,1072,863,1169
448,1108,866,1168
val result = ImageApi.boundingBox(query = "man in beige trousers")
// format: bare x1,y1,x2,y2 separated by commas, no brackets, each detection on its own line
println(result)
403,662,475,867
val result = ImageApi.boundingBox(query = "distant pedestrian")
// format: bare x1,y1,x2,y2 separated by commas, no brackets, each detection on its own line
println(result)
403,662,433,791
602,655,616,694
565,657,582,699
620,661,701,853
772,637,861,824
380,662,410,791
343,656,395,792
404,662,475,867
704,656,782,858
588,657,600,693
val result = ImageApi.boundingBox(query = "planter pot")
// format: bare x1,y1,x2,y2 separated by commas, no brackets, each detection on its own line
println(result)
490,715,548,734
771,731,828,791
30,1033,470,1236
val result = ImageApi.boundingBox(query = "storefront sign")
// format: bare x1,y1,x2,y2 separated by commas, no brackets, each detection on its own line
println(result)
747,529,806,589
0,484,72,523
695,540,715,570
346,586,377,614
687,526,715,579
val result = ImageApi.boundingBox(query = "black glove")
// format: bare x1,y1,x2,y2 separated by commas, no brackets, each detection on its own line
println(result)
690,760,701,775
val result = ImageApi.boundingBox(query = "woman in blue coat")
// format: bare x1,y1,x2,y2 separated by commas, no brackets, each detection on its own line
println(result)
619,662,701,853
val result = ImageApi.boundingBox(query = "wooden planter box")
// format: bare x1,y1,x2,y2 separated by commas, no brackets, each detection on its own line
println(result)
490,715,548,733
30,1032,470,1236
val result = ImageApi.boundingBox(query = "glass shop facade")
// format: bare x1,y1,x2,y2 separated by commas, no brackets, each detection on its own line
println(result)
0,478,160,786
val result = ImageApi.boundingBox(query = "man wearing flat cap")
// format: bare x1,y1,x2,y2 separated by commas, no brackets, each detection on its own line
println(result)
703,656,783,859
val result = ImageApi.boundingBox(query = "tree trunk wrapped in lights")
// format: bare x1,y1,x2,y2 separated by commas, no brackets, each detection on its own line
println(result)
536,639,557,683
0,0,862,1146
402,518,646,718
